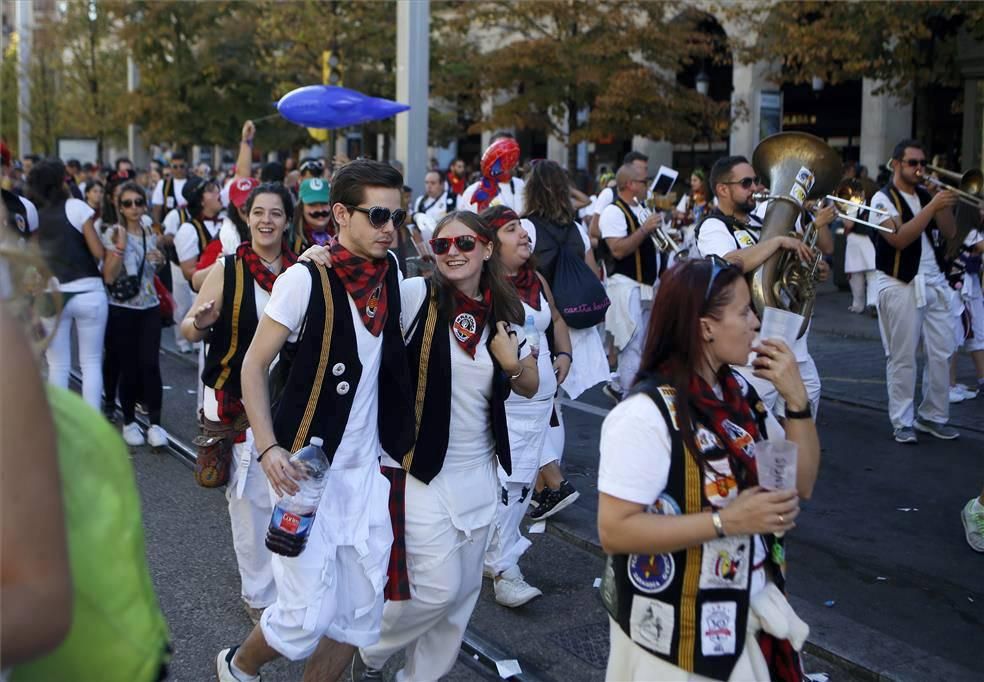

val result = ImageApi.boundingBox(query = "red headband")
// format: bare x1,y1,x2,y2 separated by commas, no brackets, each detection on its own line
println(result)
488,209,519,230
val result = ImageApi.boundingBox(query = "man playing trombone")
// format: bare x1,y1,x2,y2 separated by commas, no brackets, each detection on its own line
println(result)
870,138,960,444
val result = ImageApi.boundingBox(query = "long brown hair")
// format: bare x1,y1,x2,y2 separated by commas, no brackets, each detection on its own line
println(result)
431,210,524,325
522,160,575,225
639,258,744,456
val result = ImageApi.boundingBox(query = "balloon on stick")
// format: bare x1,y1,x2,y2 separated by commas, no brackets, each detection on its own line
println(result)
276,85,410,130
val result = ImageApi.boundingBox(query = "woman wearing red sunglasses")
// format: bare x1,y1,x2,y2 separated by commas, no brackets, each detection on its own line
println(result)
355,210,539,681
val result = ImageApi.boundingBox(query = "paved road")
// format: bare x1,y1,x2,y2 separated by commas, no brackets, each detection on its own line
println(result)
116,278,981,681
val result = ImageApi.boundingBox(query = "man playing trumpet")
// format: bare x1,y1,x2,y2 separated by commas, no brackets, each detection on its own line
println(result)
870,139,960,444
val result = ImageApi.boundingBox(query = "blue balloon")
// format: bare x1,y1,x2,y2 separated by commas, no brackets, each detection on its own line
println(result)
276,85,410,129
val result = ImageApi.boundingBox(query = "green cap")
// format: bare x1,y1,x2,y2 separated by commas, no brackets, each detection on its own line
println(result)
299,177,330,205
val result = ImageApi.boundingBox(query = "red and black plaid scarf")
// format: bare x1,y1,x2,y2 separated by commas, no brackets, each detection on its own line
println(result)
330,241,389,336
687,369,759,484
381,466,410,601
510,266,543,310
237,242,297,293
451,286,492,358
214,389,247,443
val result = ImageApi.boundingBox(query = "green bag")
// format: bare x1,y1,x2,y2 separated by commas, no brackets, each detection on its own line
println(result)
11,388,170,682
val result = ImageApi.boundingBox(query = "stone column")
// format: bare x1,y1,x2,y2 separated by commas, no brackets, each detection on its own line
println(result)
16,0,32,156
860,78,913,176
395,0,429,195
729,60,774,159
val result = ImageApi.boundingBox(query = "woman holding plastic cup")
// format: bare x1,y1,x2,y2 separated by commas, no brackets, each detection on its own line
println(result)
597,255,820,681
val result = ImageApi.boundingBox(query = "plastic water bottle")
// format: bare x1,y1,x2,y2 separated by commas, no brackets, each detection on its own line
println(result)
524,314,539,360
265,437,330,557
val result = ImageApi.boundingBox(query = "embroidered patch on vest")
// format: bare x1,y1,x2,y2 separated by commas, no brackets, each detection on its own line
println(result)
630,596,675,655
452,312,477,342
699,537,750,590
652,492,681,516
736,231,756,248
703,458,738,507
366,284,381,319
701,601,738,656
696,426,724,454
656,386,679,430
722,419,755,455
627,553,675,594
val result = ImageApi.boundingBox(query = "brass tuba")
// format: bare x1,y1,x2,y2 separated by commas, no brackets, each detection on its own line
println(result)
749,132,842,338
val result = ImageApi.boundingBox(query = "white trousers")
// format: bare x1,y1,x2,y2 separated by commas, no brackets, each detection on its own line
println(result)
226,430,277,609
361,475,492,681
170,262,193,349
848,271,878,310
736,354,821,420
960,276,984,353
540,397,565,467
618,289,651,394
877,279,953,429
44,289,108,410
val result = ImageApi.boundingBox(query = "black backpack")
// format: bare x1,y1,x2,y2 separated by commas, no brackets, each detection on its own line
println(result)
527,215,610,329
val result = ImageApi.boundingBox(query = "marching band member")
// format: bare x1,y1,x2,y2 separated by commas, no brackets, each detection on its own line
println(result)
355,210,538,681
598,257,820,681
839,179,879,315
869,139,960,443
181,183,297,626
216,161,415,682
412,170,458,225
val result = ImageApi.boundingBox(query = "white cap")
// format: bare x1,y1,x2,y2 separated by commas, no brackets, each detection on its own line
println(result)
309,437,324,448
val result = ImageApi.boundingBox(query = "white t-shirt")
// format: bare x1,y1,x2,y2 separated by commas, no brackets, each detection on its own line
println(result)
460,176,526,214
59,198,102,293
162,207,185,237
262,263,384,470
174,217,222,263
151,177,188,210
599,389,785,597
592,186,615,217
508,293,557,403
414,189,456,223
870,188,943,285
599,199,648,240
695,216,759,259
16,194,39,233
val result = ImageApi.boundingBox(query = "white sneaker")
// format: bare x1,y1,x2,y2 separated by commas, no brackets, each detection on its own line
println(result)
146,425,168,448
949,386,967,403
956,384,979,400
961,498,984,553
494,566,542,608
216,647,261,682
122,422,145,447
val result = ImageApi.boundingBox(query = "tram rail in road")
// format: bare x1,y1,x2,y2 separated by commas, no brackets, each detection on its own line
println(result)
70,369,547,682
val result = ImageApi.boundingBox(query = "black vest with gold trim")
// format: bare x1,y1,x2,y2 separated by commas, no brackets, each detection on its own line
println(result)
270,260,414,462
401,280,512,484
873,183,946,284
201,255,260,398
601,371,787,681
610,195,663,285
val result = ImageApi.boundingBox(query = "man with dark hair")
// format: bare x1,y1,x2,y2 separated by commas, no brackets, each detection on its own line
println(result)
696,154,828,418
152,152,188,223
446,158,466,196
260,161,285,184
115,157,133,175
217,159,414,682
65,160,84,200
590,150,649,240
1,142,38,235
599,162,669,400
870,138,960,443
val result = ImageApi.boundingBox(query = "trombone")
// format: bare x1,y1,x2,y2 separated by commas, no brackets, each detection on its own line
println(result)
924,165,984,209
823,193,897,233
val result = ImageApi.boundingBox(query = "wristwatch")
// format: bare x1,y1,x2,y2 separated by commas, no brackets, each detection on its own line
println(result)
784,403,812,420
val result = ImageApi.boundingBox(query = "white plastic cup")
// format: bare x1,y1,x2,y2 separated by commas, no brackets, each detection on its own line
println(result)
759,306,804,349
755,439,798,492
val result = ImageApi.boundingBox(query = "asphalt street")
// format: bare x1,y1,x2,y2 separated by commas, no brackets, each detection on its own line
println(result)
111,278,981,681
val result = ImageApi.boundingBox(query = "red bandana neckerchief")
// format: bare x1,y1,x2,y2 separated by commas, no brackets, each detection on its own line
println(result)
329,241,389,336
450,286,492,358
510,266,542,310
687,369,759,486
237,242,297,293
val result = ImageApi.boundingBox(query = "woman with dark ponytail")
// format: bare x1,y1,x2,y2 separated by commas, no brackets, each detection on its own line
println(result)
356,210,538,681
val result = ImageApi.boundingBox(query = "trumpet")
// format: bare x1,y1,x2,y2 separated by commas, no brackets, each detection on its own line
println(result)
823,192,897,233
644,194,682,254
923,165,984,209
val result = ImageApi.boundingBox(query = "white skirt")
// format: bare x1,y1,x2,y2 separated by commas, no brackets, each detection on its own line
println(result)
845,232,876,273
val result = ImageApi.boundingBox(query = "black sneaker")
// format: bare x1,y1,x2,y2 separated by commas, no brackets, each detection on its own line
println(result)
526,488,545,516
528,481,580,520
350,652,383,681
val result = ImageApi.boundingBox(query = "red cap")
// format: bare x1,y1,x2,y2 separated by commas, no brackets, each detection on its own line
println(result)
229,176,259,209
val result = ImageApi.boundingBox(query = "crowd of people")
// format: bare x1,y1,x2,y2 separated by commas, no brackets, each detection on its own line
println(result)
1,123,981,682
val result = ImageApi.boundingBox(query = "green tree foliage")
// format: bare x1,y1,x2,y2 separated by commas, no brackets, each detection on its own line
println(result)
723,0,984,97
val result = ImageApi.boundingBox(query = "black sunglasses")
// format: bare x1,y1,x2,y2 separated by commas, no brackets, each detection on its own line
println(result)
120,198,146,208
347,205,407,229
901,159,928,168
429,234,488,255
704,255,734,301
724,176,760,189
170,163,186,170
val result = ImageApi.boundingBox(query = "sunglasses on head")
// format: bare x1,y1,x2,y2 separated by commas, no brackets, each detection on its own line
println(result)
120,197,146,208
346,205,407,229
300,159,325,173
704,254,735,302
724,176,760,189
901,158,928,168
308,209,331,219
429,234,488,255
